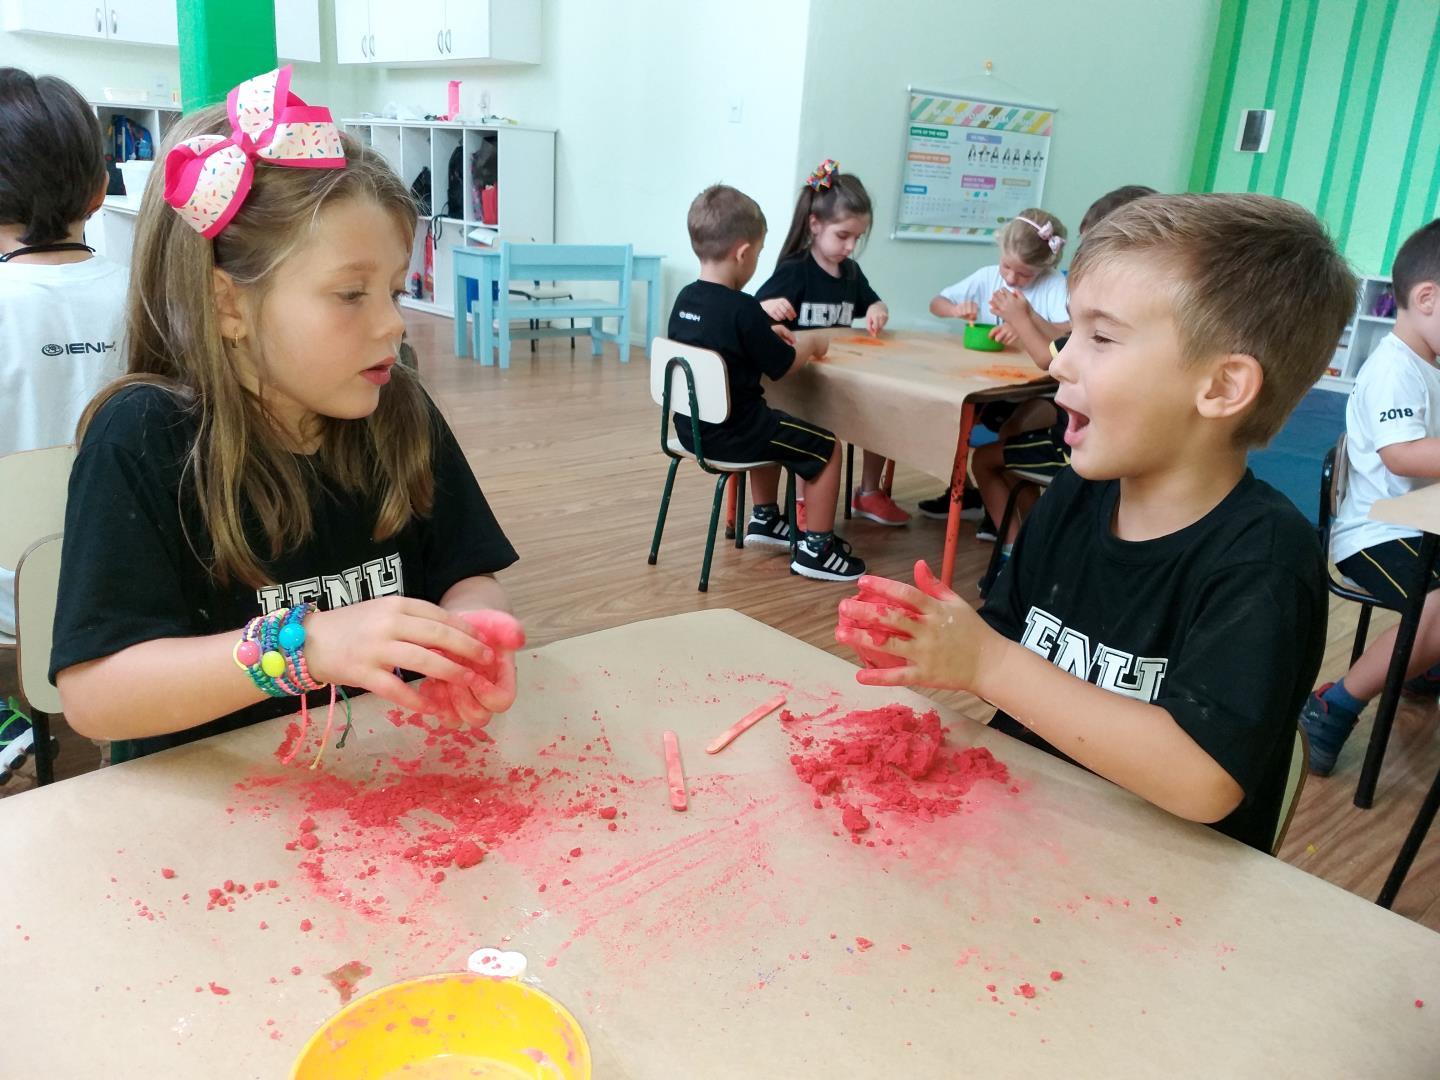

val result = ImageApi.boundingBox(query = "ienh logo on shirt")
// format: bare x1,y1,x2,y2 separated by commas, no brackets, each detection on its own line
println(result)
40,340,117,356
1019,606,1169,702
255,553,405,614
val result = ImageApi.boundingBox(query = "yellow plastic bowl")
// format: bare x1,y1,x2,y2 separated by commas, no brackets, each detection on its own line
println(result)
291,972,591,1080
963,322,1006,351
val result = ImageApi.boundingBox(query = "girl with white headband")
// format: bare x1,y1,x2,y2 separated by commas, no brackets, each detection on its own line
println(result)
49,67,522,764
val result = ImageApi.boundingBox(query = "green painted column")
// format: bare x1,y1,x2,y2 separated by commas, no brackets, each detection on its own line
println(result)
178,0,279,112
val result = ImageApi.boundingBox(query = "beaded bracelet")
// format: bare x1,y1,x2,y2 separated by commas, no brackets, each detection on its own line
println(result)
233,604,325,698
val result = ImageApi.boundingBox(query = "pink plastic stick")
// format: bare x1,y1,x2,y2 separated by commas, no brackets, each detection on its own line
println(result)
663,731,688,811
706,692,787,754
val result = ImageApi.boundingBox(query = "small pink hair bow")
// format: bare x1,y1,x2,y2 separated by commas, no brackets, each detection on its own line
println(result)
1015,214,1066,255
164,65,345,238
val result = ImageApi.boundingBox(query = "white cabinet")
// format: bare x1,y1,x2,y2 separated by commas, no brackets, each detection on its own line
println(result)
335,0,540,66
6,0,317,57
2,0,176,46
275,0,320,63
2,0,106,39
102,0,175,46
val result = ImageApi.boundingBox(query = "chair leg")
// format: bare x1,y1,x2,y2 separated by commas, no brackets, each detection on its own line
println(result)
844,443,855,521
1350,605,1373,667
570,317,576,351
980,480,1029,598
785,470,799,565
648,458,680,566
734,472,747,550
530,318,538,354
699,473,727,592
33,709,54,786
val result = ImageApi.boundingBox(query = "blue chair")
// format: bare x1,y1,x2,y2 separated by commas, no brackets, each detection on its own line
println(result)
473,243,634,368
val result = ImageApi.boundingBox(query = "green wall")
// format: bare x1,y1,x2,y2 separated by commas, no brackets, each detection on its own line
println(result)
1190,0,1440,275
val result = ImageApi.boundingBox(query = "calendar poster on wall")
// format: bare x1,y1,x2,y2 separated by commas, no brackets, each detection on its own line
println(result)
894,88,1055,243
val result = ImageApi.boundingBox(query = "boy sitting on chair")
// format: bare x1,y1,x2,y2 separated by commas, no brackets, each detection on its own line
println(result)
667,184,864,582
838,194,1356,851
1300,218,1440,776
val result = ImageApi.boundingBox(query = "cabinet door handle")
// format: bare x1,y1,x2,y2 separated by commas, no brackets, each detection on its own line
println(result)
109,8,117,35
359,34,367,57
437,30,443,54
445,29,452,52
94,7,102,32
368,33,375,56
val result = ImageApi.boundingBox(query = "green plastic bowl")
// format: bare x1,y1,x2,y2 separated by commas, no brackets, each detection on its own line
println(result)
963,322,1005,351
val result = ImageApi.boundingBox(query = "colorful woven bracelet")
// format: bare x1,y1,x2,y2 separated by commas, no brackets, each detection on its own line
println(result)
233,605,326,698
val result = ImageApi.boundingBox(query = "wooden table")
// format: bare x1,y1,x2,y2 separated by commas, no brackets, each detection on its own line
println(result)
765,329,1055,587
3,610,1436,1077
1367,484,1440,904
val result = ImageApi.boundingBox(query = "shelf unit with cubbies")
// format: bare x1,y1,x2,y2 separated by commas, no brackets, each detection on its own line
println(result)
86,99,182,262
342,118,555,318
1318,275,1397,393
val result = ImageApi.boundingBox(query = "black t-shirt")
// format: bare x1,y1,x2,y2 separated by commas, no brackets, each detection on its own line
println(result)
754,253,881,330
979,467,1326,851
667,279,796,447
50,384,518,758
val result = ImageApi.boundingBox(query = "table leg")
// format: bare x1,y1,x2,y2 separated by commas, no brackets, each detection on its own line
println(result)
453,265,469,359
940,404,977,590
644,264,660,351
1355,531,1440,808
1377,757,1440,908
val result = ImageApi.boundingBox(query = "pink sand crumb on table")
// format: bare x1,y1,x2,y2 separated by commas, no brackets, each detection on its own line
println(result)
855,937,874,952
207,982,230,996
1049,970,1063,981
160,867,176,879
452,841,485,869
1016,983,1037,999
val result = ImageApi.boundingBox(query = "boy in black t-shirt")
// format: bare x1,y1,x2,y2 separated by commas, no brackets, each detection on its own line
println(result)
837,194,1357,851
667,185,865,582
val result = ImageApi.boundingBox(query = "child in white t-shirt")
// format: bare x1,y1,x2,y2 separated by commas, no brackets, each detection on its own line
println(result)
0,68,126,772
1301,218,1440,775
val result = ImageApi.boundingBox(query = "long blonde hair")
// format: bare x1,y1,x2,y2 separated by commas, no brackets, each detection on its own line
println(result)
997,207,1068,270
81,105,433,588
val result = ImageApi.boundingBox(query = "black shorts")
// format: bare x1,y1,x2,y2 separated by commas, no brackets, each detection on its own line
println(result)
675,408,836,481
1001,425,1069,474
1337,538,1440,608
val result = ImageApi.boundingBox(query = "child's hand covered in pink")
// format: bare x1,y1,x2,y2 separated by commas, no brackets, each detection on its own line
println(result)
419,610,526,729
835,574,924,668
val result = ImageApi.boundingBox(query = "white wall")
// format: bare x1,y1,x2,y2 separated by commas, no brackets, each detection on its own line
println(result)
795,0,1220,329
370,0,812,327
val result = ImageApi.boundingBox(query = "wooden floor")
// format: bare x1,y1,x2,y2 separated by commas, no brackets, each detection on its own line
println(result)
4,316,1438,932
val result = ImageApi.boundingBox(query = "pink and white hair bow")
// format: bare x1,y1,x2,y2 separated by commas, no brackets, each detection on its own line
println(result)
1015,214,1065,255
164,65,345,238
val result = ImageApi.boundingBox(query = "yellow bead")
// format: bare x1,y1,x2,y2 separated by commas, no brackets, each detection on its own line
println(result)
260,650,287,678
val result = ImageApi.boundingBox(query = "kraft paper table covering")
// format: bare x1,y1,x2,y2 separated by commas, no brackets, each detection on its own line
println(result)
1371,482,1440,535
2,609,1435,1078
765,329,1057,483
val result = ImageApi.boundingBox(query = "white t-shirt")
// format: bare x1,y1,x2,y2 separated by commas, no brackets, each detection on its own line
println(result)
938,264,1070,324
0,255,127,636
1331,333,1440,565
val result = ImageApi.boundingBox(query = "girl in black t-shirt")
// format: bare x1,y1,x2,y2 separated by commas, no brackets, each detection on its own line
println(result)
754,161,904,526
50,67,520,762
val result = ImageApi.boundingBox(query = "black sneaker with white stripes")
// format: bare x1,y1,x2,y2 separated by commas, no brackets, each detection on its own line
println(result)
743,511,794,550
790,534,866,582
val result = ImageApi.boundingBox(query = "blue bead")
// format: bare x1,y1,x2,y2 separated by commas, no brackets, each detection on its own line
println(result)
278,622,306,650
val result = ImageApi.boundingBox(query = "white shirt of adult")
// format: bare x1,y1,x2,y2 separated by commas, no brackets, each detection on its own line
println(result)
938,264,1070,324
0,254,127,636
1331,333,1440,565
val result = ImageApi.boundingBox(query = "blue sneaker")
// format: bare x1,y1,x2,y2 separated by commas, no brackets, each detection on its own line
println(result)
1298,683,1359,777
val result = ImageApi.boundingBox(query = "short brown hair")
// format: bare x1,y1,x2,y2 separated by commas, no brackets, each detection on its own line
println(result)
0,68,107,246
687,184,766,261
1079,185,1158,235
1071,193,1356,447
1393,218,1440,309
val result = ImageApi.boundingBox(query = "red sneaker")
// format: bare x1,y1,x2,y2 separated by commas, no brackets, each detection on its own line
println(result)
852,490,911,526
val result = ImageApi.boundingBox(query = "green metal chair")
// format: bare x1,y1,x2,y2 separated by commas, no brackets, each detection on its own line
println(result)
647,338,796,592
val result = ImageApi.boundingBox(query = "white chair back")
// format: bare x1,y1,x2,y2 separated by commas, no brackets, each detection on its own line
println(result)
0,445,75,567
649,338,731,424
15,534,64,715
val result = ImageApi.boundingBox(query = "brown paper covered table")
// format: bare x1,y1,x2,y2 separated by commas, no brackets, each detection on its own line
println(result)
2,610,1436,1077
765,330,1056,587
